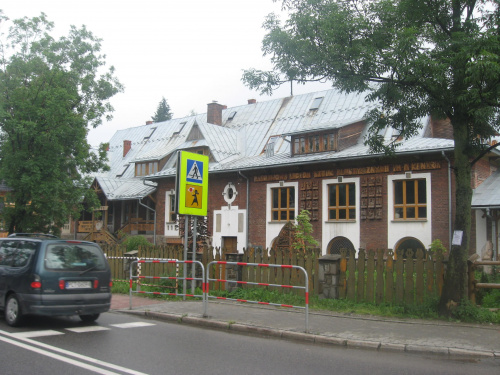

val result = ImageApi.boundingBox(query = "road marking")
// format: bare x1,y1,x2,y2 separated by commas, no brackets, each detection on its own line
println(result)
0,330,148,375
111,322,156,328
66,326,110,333
12,330,65,338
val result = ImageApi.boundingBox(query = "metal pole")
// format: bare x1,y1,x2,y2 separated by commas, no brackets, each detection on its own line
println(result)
183,215,189,300
192,216,197,294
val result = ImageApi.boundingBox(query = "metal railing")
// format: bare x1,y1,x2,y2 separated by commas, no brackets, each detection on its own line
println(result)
206,261,309,332
129,259,207,316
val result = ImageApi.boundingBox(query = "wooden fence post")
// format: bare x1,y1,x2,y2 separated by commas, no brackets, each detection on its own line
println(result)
366,250,375,303
347,249,356,300
376,249,385,304
385,250,394,304
357,248,366,302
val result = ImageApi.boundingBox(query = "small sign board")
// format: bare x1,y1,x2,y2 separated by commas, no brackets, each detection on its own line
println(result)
452,230,463,246
175,151,209,216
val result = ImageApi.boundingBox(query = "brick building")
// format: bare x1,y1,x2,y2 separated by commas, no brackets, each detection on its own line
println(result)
84,88,499,258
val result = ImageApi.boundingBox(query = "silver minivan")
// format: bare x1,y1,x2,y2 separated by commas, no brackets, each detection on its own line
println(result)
0,234,112,326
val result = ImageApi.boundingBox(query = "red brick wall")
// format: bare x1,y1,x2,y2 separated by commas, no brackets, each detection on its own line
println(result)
430,118,454,139
153,156,459,253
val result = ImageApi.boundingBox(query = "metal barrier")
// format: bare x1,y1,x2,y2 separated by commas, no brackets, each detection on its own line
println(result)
206,261,309,332
129,260,207,317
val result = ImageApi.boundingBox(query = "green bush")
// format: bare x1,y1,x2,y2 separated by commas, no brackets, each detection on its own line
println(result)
121,235,153,252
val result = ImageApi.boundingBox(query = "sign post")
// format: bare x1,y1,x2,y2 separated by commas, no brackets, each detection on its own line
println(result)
175,151,209,296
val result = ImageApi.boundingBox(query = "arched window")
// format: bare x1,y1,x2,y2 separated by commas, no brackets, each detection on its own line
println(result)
327,236,355,255
394,237,426,259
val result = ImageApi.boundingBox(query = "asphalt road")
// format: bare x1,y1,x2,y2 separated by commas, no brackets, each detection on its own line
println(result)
0,311,498,375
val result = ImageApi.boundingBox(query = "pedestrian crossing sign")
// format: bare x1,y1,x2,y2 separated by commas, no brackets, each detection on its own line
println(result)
175,151,209,216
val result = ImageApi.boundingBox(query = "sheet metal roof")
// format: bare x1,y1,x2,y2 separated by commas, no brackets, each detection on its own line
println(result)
97,176,156,200
472,171,500,208
98,87,456,195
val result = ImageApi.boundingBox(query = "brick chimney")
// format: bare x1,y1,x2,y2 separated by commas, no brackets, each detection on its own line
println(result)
123,140,131,157
146,120,153,125
430,117,454,139
207,101,225,125
248,99,256,104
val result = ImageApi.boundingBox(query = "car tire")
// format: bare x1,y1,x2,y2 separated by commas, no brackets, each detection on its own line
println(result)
5,294,23,327
79,313,100,323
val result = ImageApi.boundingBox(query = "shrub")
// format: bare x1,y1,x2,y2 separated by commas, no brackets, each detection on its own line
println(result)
121,235,153,252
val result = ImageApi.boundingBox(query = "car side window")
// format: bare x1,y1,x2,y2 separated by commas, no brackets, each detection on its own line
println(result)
11,241,37,268
0,241,19,266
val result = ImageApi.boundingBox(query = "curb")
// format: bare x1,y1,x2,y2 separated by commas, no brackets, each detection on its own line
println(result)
116,309,497,360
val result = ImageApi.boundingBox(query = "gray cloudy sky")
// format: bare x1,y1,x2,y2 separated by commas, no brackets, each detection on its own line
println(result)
2,0,331,147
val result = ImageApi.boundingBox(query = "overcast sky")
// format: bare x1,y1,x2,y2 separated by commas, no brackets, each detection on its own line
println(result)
2,0,332,147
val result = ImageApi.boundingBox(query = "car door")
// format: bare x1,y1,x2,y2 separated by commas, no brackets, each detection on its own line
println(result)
0,240,19,308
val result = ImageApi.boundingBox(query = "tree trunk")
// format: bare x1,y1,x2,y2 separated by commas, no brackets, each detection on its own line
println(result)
438,119,472,315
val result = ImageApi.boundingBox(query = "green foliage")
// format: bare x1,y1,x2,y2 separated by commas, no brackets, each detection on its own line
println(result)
121,235,153,252
242,0,500,310
151,97,173,123
428,239,447,257
451,299,500,324
292,209,319,252
0,11,123,234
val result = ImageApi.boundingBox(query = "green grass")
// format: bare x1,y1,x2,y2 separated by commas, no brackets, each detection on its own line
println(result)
112,280,202,301
112,269,500,324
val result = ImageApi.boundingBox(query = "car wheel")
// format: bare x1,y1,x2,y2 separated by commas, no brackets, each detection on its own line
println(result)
5,294,23,327
79,313,100,323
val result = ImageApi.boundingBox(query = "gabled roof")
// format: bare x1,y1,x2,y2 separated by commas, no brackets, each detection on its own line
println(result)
472,171,500,208
100,87,456,193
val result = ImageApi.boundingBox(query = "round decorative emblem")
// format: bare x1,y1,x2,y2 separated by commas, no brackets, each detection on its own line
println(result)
223,182,237,205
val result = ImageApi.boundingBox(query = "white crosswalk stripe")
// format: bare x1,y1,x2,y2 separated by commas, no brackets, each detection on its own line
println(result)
12,330,65,338
65,326,111,333
8,321,155,338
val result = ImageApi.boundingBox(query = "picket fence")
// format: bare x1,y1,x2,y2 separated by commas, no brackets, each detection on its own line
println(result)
103,244,320,295
104,243,445,305
339,248,445,305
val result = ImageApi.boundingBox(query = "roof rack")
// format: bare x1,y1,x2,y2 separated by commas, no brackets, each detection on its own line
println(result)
7,233,59,239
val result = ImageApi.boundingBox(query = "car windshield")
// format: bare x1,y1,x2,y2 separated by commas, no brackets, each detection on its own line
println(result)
44,243,106,271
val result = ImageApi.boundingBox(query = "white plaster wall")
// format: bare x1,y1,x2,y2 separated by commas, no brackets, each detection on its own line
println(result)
387,173,432,249
321,177,360,255
164,191,179,237
266,181,299,249
212,206,247,252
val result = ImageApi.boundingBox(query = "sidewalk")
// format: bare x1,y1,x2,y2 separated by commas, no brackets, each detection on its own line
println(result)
111,294,500,359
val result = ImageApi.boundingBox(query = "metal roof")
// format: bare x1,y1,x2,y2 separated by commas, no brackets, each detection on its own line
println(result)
99,87,456,194
97,176,156,200
472,171,500,208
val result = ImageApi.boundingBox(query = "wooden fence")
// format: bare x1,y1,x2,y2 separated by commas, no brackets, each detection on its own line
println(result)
103,244,320,295
104,243,446,305
339,248,445,305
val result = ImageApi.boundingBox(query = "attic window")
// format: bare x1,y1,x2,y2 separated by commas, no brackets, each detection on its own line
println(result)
228,111,237,120
116,164,130,177
310,97,324,110
144,127,157,140
173,122,186,136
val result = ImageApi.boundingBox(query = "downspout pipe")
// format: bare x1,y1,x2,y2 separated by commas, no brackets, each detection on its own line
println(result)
142,179,158,246
139,198,156,246
238,170,249,249
442,151,452,249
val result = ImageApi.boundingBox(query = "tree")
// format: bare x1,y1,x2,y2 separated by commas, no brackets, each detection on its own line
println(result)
242,0,500,314
292,210,319,253
151,97,173,122
0,12,123,235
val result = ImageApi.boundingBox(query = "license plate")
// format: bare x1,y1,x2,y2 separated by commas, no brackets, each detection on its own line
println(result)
66,281,92,289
